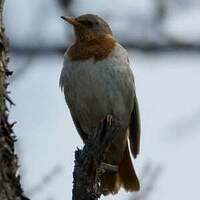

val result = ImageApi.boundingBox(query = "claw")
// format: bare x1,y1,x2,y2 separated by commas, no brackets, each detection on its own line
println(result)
106,115,113,126
100,162,118,173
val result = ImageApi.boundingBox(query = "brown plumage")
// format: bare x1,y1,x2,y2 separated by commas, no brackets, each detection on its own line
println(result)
101,139,140,194
68,35,116,62
60,14,141,195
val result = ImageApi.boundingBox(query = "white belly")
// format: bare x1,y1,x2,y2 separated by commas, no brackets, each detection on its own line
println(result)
60,43,135,134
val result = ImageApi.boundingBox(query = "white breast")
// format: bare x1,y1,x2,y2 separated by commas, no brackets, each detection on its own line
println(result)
60,43,135,134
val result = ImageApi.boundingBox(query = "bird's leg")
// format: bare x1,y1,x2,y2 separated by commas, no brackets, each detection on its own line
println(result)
106,114,113,126
98,115,118,174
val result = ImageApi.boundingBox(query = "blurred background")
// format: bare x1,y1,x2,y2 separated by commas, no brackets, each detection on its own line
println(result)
4,0,200,199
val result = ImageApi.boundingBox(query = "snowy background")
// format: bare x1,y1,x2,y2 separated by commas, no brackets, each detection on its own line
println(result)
4,0,200,200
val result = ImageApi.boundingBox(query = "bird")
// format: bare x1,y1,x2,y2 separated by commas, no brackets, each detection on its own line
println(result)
60,14,141,195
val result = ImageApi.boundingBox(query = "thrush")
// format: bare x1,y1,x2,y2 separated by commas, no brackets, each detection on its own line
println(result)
60,14,141,195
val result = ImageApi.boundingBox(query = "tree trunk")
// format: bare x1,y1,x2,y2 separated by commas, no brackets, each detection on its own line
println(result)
0,0,29,199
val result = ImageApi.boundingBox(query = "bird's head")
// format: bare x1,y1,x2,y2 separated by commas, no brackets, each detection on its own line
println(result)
61,14,113,42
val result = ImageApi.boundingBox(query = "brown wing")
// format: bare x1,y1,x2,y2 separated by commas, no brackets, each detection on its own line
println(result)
63,87,88,142
70,111,88,142
60,70,88,142
129,95,141,159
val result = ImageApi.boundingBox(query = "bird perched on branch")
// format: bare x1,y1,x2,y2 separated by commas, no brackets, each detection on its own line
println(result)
60,14,141,195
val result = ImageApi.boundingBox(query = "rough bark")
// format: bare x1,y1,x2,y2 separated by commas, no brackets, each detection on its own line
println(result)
72,118,123,200
0,0,29,199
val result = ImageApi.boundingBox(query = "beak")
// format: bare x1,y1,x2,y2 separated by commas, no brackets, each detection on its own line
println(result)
61,16,81,26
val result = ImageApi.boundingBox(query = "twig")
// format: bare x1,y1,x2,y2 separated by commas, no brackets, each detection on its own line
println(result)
130,161,163,200
27,164,63,196
10,42,200,56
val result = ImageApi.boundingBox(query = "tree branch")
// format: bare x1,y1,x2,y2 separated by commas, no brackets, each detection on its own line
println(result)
10,41,200,56
72,118,124,200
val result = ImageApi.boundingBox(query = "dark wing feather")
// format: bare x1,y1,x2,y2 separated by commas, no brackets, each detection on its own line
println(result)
70,111,88,142
129,96,141,159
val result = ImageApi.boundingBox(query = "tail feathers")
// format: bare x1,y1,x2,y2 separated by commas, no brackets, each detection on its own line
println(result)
101,144,140,195
119,144,140,191
101,173,121,195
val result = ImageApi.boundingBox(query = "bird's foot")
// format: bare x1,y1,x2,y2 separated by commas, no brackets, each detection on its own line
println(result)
106,115,113,126
100,162,118,174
